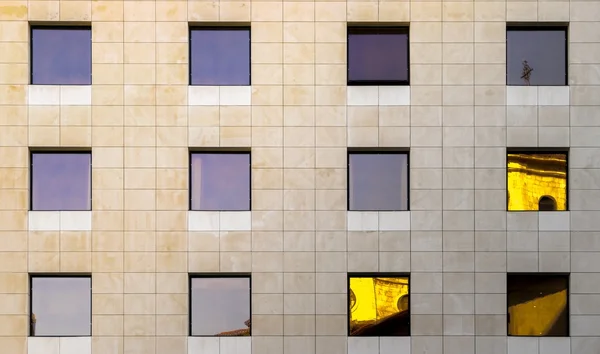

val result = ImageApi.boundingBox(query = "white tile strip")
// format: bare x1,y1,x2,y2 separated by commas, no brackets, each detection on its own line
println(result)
188,211,220,231
508,337,538,354
379,86,410,106
188,86,219,106
347,211,379,231
28,337,59,354
59,337,91,354
219,86,252,106
348,337,379,354
347,86,378,106
28,211,60,231
28,211,92,231
60,86,92,106
539,338,570,354
28,85,91,106
539,211,570,231
380,337,410,354
220,211,252,231
507,86,537,106
538,86,570,106
220,337,251,354
28,85,60,105
379,211,411,231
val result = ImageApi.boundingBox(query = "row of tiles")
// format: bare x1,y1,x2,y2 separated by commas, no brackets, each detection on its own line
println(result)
28,210,570,232
27,85,570,107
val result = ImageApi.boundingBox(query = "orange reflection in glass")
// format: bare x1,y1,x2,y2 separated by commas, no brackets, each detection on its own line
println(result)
349,277,409,336
507,153,567,211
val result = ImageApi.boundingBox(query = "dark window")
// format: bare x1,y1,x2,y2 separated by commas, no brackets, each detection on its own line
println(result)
190,27,251,85
506,27,567,86
348,274,410,336
190,152,251,211
189,275,251,336
348,151,409,211
507,152,567,211
539,196,557,211
31,152,92,211
507,274,569,336
31,27,92,85
347,27,409,85
30,276,91,336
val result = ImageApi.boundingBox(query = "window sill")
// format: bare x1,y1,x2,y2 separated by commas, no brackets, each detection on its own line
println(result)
28,85,91,106
188,86,251,106
348,337,410,354
507,211,569,231
188,211,251,231
28,337,91,354
347,211,410,231
347,86,410,106
506,86,569,106
28,211,92,231
188,337,251,354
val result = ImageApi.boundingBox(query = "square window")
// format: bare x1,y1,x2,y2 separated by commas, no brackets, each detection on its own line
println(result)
347,27,410,85
189,27,251,86
30,275,91,336
348,151,409,211
30,27,92,85
507,26,568,86
348,274,410,336
31,152,92,211
507,151,567,211
190,152,251,211
507,273,569,336
189,275,251,336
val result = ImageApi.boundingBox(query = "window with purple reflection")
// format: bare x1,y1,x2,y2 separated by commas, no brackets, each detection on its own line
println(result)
348,152,409,211
31,152,91,211
507,27,568,86
190,28,251,86
348,27,410,85
190,276,251,336
31,27,92,85
190,153,251,211
30,276,91,336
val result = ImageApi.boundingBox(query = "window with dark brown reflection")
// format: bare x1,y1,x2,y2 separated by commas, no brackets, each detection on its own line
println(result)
31,152,92,211
507,274,569,336
30,275,91,336
348,151,409,211
189,276,251,336
190,152,251,211
507,26,567,86
31,27,92,85
349,275,410,336
190,27,251,85
507,152,567,211
348,27,409,85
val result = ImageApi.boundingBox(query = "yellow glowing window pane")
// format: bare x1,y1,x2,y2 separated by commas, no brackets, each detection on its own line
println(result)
507,153,567,211
349,277,409,336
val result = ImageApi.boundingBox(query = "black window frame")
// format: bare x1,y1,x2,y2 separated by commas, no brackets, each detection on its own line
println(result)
506,148,569,212
506,272,570,337
347,26,410,86
29,273,92,337
188,273,252,337
347,148,410,212
29,149,93,212
188,25,252,86
347,272,411,337
505,24,569,87
29,24,93,86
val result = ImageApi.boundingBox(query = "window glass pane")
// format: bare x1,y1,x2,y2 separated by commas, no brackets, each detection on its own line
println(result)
507,153,567,211
190,29,250,85
348,31,409,83
507,29,567,86
349,153,408,211
508,274,569,336
31,28,92,85
31,153,92,211
349,276,410,336
190,277,251,336
190,153,250,211
31,277,91,336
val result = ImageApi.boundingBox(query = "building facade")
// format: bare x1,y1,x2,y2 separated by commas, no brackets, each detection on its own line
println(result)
0,0,599,354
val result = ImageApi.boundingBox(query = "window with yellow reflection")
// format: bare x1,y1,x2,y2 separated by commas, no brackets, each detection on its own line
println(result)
348,274,410,336
507,274,569,337
507,152,567,211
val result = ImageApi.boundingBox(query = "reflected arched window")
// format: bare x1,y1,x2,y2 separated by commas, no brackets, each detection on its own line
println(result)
539,196,557,211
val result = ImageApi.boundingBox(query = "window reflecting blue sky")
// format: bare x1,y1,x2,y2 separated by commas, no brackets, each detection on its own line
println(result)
349,153,409,211
31,153,91,211
348,32,409,83
31,27,92,85
190,277,250,336
190,29,251,85
190,153,251,211
31,277,91,336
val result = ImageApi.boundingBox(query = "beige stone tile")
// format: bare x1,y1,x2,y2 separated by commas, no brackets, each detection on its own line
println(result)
219,2,250,21
93,22,124,43
0,315,26,336
60,1,91,21
156,210,187,231
60,126,92,146
60,252,91,272
156,1,187,21
220,127,251,146
93,315,124,336
189,252,219,272
379,2,410,22
283,86,315,106
284,43,315,64
29,252,59,272
92,232,124,252
412,2,442,21
0,273,27,294
0,106,26,126
124,22,156,43
92,1,123,21
188,1,219,21
156,168,187,190
0,64,26,85
157,252,187,272
507,2,538,21
29,1,59,21
156,22,188,43
315,2,346,22
0,168,27,189
60,232,91,252
347,2,378,21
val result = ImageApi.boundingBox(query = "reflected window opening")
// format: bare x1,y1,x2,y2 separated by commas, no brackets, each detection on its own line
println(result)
538,196,557,211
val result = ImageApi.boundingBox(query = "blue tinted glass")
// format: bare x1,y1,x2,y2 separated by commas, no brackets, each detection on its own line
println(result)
190,153,251,211
31,27,92,85
348,31,409,83
31,153,92,211
190,29,250,85
349,153,408,211
507,29,567,86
